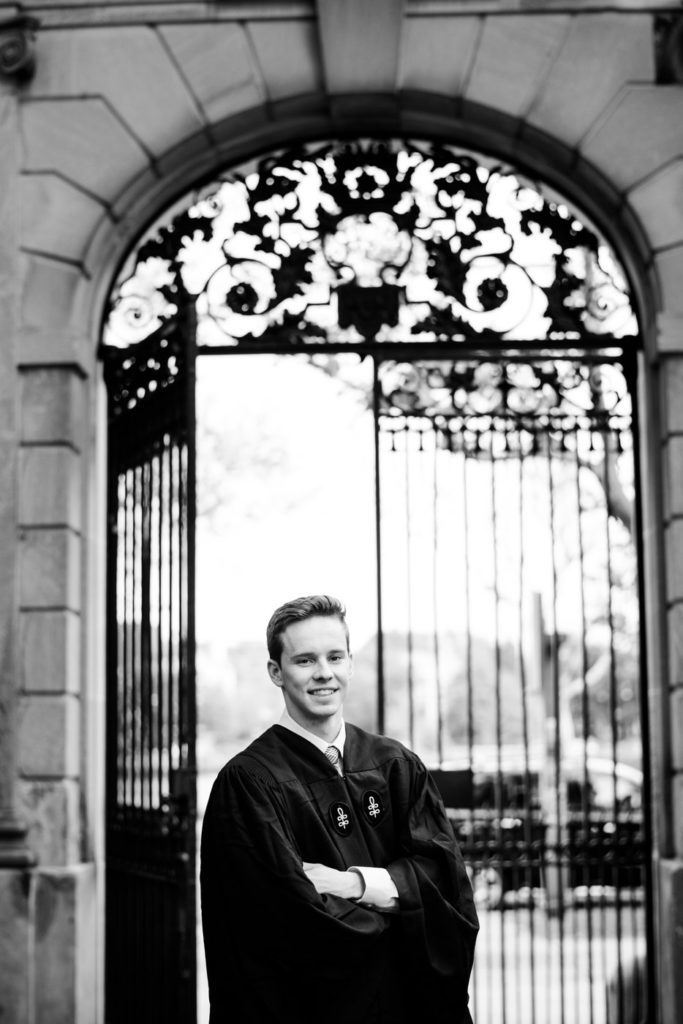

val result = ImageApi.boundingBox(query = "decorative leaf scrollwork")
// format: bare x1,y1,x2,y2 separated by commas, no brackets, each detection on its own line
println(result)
379,358,631,430
102,140,638,351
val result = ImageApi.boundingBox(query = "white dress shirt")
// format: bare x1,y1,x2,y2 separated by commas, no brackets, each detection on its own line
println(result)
278,711,399,910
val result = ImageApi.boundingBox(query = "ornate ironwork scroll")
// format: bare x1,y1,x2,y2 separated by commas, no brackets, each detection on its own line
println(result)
103,140,638,351
378,355,632,457
0,15,39,81
379,356,630,420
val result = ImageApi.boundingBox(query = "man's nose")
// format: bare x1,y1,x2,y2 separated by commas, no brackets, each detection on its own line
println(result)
314,658,333,679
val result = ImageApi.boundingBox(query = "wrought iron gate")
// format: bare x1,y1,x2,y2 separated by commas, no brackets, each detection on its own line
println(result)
100,137,653,1024
375,349,650,1024
103,317,197,1024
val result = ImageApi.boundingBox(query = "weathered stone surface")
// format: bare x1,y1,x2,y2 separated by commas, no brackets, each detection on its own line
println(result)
16,329,93,370
248,18,323,98
628,159,683,252
675,779,683,857
659,859,683,1024
656,313,683,354
655,245,683,317
22,98,148,202
669,604,683,689
318,0,402,93
19,528,81,612
527,14,653,146
0,90,21,821
0,870,32,1022
581,86,683,192
0,441,18,818
19,368,85,448
20,610,80,695
34,865,98,1024
20,173,107,267
673,688,683,771
17,779,80,865
30,26,204,159
18,694,80,778
466,15,570,118
19,447,82,530
20,256,86,339
661,355,683,435
399,16,480,95
664,435,683,521
665,519,683,604
159,22,264,124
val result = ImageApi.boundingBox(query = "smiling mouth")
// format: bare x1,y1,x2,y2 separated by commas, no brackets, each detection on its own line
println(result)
310,688,337,696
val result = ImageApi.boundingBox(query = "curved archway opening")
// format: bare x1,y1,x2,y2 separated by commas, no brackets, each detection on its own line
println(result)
100,137,651,1024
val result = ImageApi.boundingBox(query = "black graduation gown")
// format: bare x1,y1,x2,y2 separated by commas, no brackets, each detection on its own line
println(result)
200,723,479,1024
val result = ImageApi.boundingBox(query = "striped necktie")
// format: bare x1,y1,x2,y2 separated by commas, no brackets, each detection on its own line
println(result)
325,745,343,775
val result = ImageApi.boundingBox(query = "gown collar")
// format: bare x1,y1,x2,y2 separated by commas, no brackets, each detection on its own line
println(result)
278,708,346,758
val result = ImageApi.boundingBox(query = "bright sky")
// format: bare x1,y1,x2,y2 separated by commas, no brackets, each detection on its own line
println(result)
195,353,379,652
195,352,635,662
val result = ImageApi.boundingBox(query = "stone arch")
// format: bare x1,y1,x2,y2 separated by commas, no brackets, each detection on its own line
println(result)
26,90,660,364
18,9,682,364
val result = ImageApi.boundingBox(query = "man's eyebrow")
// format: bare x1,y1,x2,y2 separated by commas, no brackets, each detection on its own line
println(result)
289,648,347,657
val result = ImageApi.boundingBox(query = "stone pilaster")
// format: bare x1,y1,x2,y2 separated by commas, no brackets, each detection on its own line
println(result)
0,77,34,866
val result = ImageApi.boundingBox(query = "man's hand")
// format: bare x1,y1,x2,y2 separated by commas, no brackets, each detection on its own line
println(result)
302,862,364,900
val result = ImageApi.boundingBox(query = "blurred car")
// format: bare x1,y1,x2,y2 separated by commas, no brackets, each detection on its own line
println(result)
431,755,644,908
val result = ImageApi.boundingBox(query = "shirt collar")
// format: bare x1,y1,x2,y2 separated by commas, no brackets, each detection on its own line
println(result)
278,709,345,757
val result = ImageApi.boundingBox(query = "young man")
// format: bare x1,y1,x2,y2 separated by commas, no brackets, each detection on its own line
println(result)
200,595,478,1024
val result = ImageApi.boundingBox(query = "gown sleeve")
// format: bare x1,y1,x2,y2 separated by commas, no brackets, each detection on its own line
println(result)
200,759,392,1017
385,758,479,1022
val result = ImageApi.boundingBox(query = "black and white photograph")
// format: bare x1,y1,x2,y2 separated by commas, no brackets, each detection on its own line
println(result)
0,2,681,1023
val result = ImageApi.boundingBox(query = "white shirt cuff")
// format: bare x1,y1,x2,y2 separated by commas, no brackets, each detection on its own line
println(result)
348,866,399,909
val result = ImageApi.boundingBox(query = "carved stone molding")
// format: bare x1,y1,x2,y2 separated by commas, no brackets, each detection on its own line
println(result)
0,15,39,83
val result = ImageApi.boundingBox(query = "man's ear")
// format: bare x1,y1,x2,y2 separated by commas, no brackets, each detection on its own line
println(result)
267,659,283,688
348,652,354,677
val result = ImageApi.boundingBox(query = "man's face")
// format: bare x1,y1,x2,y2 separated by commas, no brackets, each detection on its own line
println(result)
268,615,352,733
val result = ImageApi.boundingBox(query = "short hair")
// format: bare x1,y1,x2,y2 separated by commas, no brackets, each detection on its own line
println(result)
266,595,349,664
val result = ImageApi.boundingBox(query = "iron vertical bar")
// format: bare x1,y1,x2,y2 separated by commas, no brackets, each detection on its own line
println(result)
137,464,145,806
462,437,475,770
432,425,443,766
489,422,507,1024
546,424,566,1024
505,423,522,1024
159,440,167,805
178,439,186,764
106,445,118,815
141,458,152,812
156,449,164,810
167,439,175,798
122,470,132,809
110,471,121,811
404,421,415,750
130,466,139,809
573,421,596,1024
171,440,179,773
601,419,624,1024
516,428,537,1024
135,463,143,808
461,436,478,1024
183,302,198,1015
373,358,385,736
